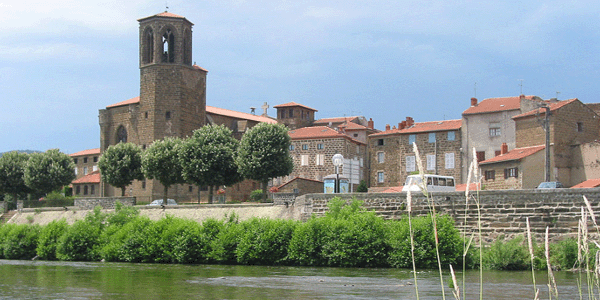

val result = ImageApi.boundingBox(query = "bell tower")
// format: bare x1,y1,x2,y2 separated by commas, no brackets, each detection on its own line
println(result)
137,11,207,147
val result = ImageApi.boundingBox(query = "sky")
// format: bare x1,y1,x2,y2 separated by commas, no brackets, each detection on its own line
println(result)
2,0,600,154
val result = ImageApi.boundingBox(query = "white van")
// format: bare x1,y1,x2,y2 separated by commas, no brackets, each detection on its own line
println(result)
402,174,456,192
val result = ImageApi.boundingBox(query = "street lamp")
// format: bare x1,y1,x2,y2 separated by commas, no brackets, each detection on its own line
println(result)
332,154,344,193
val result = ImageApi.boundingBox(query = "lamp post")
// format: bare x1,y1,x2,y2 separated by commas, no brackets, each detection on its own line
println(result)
332,154,344,193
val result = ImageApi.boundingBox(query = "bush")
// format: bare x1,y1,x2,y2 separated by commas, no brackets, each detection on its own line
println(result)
356,180,368,193
387,214,463,269
287,216,329,266
101,216,153,262
37,219,69,260
209,217,242,264
2,224,40,259
236,218,296,265
249,189,263,202
56,219,102,261
550,238,579,270
483,235,529,270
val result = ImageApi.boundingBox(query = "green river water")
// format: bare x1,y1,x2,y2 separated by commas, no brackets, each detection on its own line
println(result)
0,259,591,299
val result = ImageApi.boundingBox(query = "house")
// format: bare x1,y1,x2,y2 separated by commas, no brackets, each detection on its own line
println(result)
283,126,367,191
513,98,600,187
461,95,545,181
273,102,317,130
367,117,462,188
478,144,546,190
571,178,600,189
72,170,101,197
274,177,323,195
69,148,100,179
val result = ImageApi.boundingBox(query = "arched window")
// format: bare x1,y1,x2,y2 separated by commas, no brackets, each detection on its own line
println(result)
143,27,154,64
183,28,192,65
84,185,88,195
116,125,127,143
162,29,175,63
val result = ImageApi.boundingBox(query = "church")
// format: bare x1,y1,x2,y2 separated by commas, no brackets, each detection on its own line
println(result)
98,11,282,203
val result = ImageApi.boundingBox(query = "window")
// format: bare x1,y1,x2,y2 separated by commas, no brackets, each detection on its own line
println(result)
445,153,455,169
116,125,127,143
427,155,436,170
408,134,416,145
495,150,502,157
90,185,95,195
189,186,193,192
83,167,88,175
74,168,78,176
165,111,171,119
301,155,309,166
485,170,495,180
289,145,295,151
377,152,385,163
377,139,384,146
504,167,518,179
84,157,88,163
353,133,358,137
84,185,88,195
447,131,455,141
75,186,80,195
406,156,416,172
302,144,308,150
476,151,485,162
577,122,584,132
73,158,78,164
289,108,294,118
316,154,325,166
489,128,501,137
142,181,146,189
142,27,154,64
280,110,286,119
93,165,98,172
429,133,436,143
93,156,98,163
317,143,324,150
162,28,175,63
145,112,148,118
377,172,385,183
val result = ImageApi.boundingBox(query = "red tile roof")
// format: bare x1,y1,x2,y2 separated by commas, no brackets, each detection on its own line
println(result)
106,96,140,108
273,102,317,111
462,95,542,115
512,99,578,119
455,182,481,192
314,116,360,125
288,126,364,144
479,145,545,165
370,119,461,137
206,106,277,124
70,148,100,157
381,186,404,193
138,12,191,24
193,64,208,72
72,171,101,184
571,178,600,189
338,122,369,131
276,177,323,189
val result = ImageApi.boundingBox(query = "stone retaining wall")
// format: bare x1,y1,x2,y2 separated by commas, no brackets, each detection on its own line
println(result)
74,197,136,210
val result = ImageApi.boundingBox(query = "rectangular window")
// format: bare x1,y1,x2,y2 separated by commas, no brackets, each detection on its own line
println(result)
281,110,286,118
316,154,325,166
577,122,584,132
93,165,98,172
445,153,455,169
73,158,78,164
406,156,416,172
377,152,385,163
91,185,95,195
408,134,416,145
429,133,436,143
74,168,78,176
447,131,455,141
93,156,98,163
427,154,436,170
489,128,501,137
75,185,80,195
84,157,88,163
83,167,88,175
189,185,193,192
289,145,294,151
289,108,294,118
485,170,495,181
476,151,485,162
504,167,518,179
166,111,171,119
317,143,324,150
377,139,384,146
301,155,309,166
302,144,308,150
377,172,384,183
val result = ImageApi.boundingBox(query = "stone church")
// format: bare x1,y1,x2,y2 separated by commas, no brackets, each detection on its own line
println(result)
98,11,276,203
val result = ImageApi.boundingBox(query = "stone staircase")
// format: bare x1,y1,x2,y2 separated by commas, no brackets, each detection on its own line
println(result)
0,210,17,224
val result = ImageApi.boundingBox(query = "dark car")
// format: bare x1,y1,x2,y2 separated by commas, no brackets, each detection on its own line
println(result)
537,182,564,189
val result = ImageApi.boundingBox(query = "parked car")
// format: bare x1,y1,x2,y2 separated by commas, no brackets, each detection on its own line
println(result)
537,182,564,189
147,199,178,206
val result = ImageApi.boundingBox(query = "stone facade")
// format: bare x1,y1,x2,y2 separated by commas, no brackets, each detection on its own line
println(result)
274,102,317,129
74,197,136,210
479,146,546,190
70,148,100,180
276,177,323,195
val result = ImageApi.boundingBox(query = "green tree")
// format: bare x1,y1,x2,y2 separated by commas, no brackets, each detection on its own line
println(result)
356,180,368,193
98,143,144,196
24,149,75,197
0,151,31,205
237,123,293,201
142,137,185,203
180,125,241,203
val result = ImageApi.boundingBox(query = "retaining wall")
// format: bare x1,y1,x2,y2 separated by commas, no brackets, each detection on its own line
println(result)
74,197,136,210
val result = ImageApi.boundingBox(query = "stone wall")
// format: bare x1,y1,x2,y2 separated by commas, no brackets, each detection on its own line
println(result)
74,197,136,210
297,189,600,242
272,193,297,206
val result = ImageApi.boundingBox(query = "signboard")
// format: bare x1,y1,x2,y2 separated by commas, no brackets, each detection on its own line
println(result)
343,158,361,185
324,178,336,194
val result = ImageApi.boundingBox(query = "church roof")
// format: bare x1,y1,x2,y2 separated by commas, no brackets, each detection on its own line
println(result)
138,11,193,24
206,106,277,124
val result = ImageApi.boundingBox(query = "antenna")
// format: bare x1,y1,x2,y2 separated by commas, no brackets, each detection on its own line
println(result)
518,79,524,94
474,82,477,98
556,91,560,100
165,2,169,12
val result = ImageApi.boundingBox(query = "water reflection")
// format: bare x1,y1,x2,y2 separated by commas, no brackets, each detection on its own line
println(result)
0,260,591,299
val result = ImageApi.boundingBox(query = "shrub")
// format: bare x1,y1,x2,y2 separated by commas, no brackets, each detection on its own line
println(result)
287,216,329,266
56,219,102,261
356,180,368,193
482,235,529,270
249,189,263,202
550,238,579,270
37,219,69,260
209,218,242,264
236,218,296,265
101,216,153,262
171,219,208,264
2,224,40,259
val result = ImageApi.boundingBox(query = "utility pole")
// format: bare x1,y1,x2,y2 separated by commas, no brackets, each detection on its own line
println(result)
543,105,551,182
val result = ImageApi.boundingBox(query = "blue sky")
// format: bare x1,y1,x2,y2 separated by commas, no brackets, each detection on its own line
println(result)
1,1,599,154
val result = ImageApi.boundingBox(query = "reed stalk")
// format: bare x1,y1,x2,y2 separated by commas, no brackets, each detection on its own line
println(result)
545,226,558,299
526,217,538,297
407,189,419,299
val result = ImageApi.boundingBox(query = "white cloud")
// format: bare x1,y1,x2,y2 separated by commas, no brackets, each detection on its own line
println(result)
0,43,97,61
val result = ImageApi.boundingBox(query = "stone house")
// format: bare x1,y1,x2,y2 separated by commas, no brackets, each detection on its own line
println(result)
69,148,100,179
461,95,545,181
478,144,546,189
274,177,323,195
273,102,317,130
72,170,101,197
513,98,600,187
367,117,462,188
284,126,367,191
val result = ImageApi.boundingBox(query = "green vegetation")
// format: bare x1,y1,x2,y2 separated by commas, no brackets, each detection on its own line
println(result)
142,137,186,203
98,142,144,196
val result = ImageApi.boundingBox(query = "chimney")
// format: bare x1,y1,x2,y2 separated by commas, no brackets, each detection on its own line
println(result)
385,124,391,131
471,97,478,106
406,117,414,127
368,118,374,129
398,123,402,130
392,125,397,130
401,121,407,129
501,143,508,155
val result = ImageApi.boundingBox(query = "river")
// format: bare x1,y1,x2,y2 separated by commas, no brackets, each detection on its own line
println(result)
0,259,591,299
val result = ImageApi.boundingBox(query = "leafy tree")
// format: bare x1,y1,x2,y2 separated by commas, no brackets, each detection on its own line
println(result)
237,123,293,201
0,151,31,205
98,143,144,196
356,180,368,193
24,149,75,197
179,125,241,203
142,137,185,203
